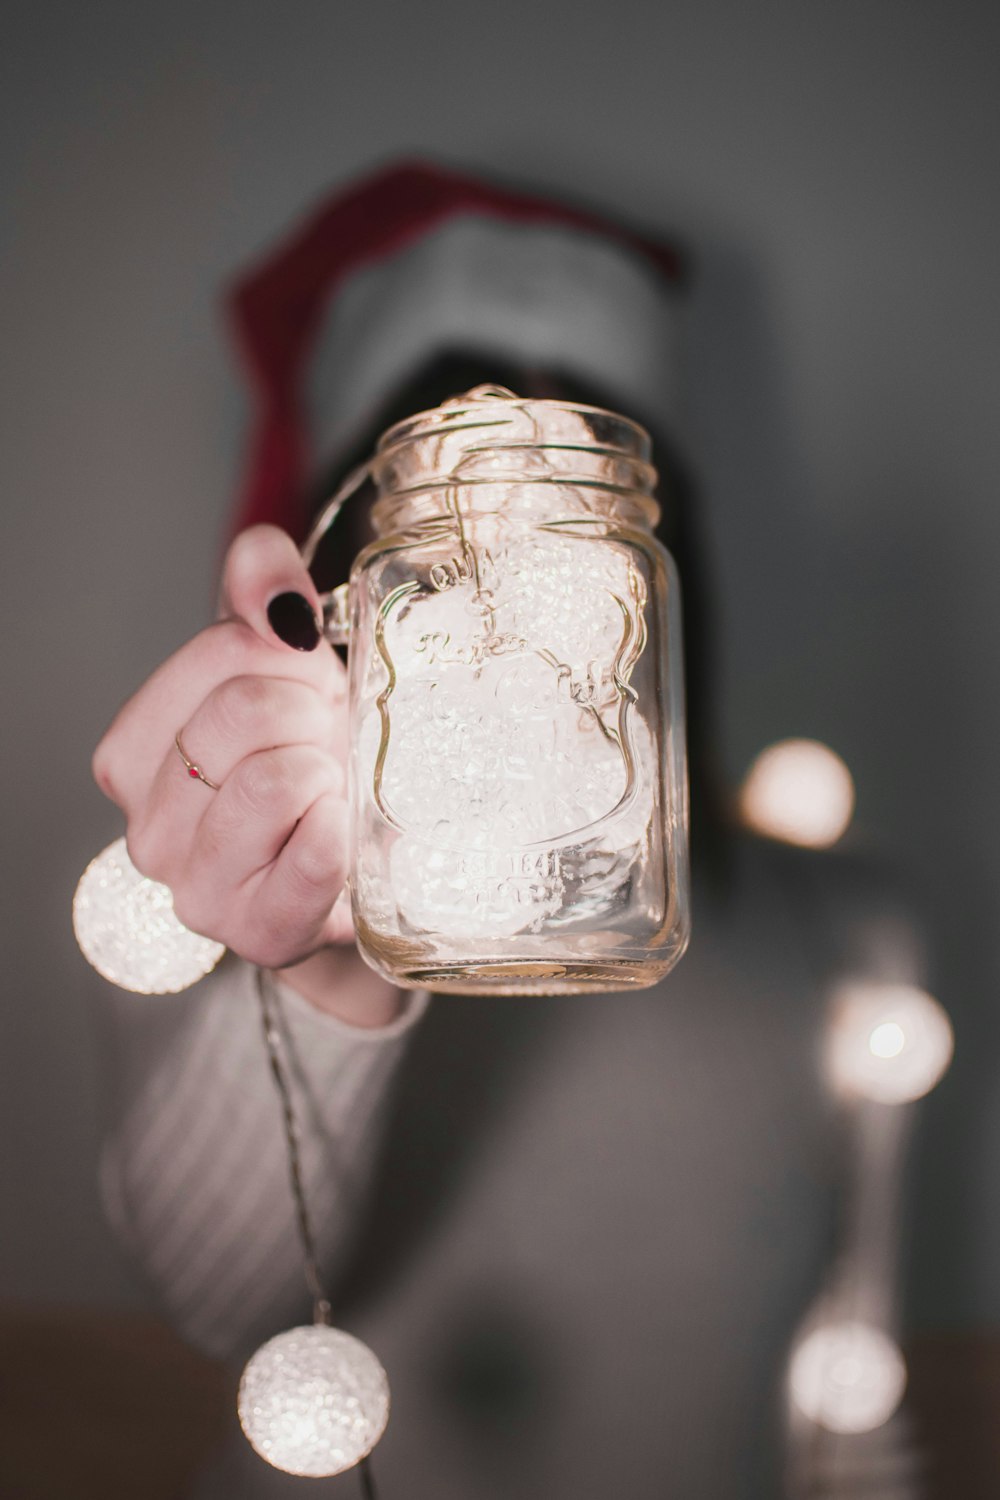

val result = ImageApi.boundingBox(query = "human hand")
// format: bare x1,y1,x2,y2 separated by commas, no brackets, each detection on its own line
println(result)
93,525,356,978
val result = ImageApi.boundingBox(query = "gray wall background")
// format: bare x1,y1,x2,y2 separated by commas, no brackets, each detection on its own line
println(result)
2,0,998,1329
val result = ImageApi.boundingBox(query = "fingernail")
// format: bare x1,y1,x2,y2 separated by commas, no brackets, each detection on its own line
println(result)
267,592,320,651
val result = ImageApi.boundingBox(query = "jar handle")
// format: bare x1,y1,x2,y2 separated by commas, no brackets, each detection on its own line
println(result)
299,461,371,647
321,582,351,646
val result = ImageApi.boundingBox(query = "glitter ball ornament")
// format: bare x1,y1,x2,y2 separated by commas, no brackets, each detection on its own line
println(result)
789,1321,906,1434
238,1324,390,1477
73,837,224,993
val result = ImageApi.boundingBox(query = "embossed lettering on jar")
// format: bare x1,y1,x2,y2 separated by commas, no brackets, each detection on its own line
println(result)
344,387,689,994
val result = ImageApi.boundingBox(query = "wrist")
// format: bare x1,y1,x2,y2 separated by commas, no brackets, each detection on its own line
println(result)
277,944,405,1028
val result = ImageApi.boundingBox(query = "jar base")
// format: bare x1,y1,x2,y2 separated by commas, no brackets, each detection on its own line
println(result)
376,956,681,996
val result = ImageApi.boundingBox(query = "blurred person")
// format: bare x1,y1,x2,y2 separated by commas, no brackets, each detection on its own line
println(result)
92,162,923,1498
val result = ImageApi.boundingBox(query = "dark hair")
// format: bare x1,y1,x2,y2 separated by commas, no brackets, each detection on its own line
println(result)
306,349,726,873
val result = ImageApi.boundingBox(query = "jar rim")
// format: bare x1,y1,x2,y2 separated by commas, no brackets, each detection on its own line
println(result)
369,386,659,520
373,385,653,466
300,388,661,574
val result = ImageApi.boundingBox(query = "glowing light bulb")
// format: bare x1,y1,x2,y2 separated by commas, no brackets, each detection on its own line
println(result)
739,739,855,848
789,1321,906,1433
238,1325,389,1477
826,982,953,1103
868,1021,905,1059
73,837,224,993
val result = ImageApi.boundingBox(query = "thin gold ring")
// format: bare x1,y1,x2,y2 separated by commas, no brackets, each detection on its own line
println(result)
175,732,220,790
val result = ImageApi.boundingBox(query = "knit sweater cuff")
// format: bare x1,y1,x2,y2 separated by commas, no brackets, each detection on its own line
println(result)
271,970,431,1045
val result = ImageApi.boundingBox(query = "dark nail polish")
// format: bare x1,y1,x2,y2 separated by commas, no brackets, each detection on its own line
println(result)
267,592,320,651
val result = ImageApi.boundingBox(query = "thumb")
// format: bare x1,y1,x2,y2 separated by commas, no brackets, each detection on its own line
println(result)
219,524,324,652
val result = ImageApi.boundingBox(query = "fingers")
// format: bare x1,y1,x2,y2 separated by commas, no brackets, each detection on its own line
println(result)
197,744,343,888
220,525,323,650
160,770,353,968
244,791,351,966
125,730,351,970
320,886,356,947
94,619,347,814
167,748,346,952
181,675,341,787
90,520,357,972
94,525,341,816
132,675,345,874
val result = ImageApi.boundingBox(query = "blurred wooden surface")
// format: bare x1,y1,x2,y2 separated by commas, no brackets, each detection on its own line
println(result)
0,1306,996,1498
906,1333,1000,1499
0,1302,233,1500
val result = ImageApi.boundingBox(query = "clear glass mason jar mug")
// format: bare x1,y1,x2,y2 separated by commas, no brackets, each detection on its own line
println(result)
306,387,690,995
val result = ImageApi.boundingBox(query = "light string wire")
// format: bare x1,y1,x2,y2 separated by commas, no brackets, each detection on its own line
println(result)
764,845,920,1490
254,966,381,1500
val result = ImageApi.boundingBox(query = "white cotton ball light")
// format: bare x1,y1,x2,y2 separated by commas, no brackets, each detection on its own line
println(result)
358,520,655,940
238,1325,390,1477
826,982,953,1104
73,837,224,993
788,1320,907,1434
739,739,855,849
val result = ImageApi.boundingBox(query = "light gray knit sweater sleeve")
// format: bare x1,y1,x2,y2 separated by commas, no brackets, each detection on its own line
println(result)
99,956,428,1363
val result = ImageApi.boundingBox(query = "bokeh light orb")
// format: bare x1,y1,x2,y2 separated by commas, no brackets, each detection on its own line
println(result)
739,739,855,848
826,982,953,1104
73,837,225,993
238,1325,390,1477
789,1321,906,1433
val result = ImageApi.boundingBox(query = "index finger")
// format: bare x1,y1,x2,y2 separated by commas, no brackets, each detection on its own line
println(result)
219,524,325,650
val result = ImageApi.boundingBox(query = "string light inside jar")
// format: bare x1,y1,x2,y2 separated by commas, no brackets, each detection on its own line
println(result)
308,387,690,996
